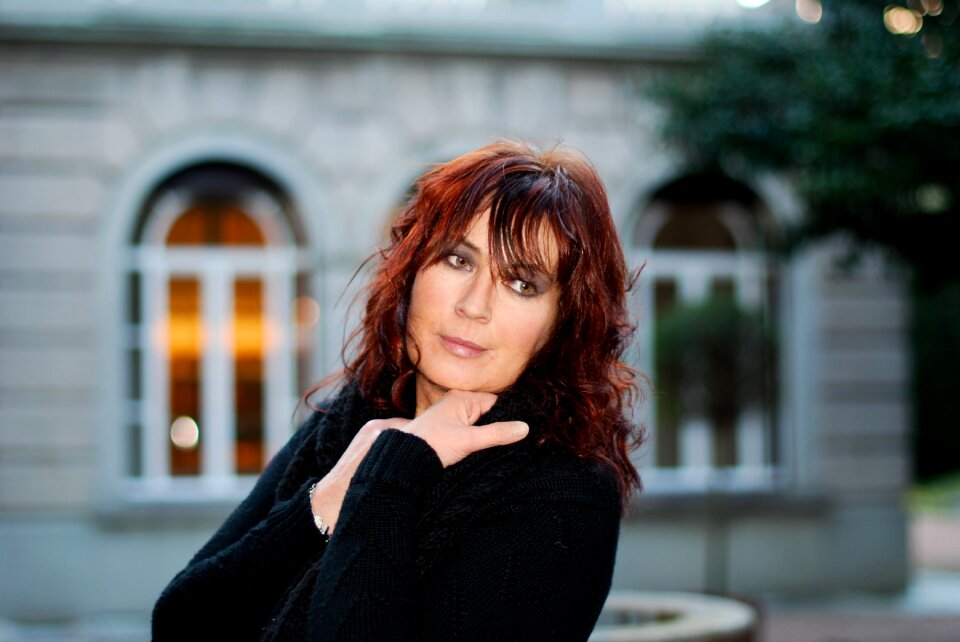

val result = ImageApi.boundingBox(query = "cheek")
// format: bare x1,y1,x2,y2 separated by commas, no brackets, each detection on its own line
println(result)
410,265,447,308
407,267,448,334
406,276,428,350
533,314,556,350
408,270,434,317
509,299,558,357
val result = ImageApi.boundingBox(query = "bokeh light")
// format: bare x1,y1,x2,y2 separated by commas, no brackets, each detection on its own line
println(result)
916,184,951,214
884,6,923,35
921,0,944,16
293,295,321,329
170,416,200,449
736,0,771,8
796,0,822,24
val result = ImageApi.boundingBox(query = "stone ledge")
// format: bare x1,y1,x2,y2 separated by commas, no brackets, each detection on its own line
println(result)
628,490,830,520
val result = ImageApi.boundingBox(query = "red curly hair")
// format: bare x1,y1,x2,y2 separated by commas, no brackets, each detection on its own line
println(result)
316,140,643,504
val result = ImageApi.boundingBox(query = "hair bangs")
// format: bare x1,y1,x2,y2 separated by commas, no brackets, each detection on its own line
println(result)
486,171,582,286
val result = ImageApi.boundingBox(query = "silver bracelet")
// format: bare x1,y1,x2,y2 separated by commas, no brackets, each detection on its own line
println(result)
307,481,331,541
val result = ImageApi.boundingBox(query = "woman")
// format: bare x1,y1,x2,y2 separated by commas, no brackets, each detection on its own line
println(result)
152,140,643,641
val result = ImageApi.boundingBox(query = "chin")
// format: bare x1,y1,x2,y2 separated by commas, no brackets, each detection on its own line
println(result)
431,373,486,393
420,364,498,395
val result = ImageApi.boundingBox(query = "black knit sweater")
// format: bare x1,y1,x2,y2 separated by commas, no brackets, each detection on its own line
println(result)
152,382,622,641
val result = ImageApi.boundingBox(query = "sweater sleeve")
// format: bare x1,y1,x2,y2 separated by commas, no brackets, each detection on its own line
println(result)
152,422,328,641
305,429,444,640
305,430,620,642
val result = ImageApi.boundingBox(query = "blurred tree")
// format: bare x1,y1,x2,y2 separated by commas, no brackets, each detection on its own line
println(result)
911,279,960,480
651,0,959,284
650,0,960,480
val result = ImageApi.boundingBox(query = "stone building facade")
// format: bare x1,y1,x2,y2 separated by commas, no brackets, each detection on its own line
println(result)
0,0,909,628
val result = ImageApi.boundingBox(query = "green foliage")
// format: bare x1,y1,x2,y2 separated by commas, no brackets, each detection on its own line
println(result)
649,0,960,285
654,296,777,427
909,470,960,512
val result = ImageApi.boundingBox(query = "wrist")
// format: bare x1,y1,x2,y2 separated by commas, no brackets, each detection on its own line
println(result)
307,481,332,541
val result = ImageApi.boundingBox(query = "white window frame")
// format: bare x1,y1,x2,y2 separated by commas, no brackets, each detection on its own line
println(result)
121,186,303,501
630,201,782,492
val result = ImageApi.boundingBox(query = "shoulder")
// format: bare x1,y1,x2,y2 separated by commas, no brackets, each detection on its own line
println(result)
414,436,622,578
297,380,365,443
517,443,621,511
474,392,623,515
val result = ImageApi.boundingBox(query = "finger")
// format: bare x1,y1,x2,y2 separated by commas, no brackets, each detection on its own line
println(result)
362,418,400,431
467,421,529,450
388,418,412,430
354,419,404,455
441,390,497,425
336,419,401,472
361,417,410,435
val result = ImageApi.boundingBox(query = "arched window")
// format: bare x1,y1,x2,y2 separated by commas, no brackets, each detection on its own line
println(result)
123,164,313,495
631,172,780,490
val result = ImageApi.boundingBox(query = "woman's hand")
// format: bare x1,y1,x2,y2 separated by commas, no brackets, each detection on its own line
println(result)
309,390,527,534
401,390,529,467
309,417,409,535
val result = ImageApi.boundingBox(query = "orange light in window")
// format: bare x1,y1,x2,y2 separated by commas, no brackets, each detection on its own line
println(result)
235,318,266,358
166,278,203,356
167,204,266,246
234,279,265,358
168,317,204,356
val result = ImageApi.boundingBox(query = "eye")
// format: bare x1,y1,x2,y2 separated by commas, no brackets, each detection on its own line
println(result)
444,253,471,271
507,279,538,297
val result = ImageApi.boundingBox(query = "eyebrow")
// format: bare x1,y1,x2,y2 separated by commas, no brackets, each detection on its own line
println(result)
458,238,482,255
454,238,555,284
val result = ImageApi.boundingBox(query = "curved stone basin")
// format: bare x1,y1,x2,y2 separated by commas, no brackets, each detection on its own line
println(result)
589,591,758,642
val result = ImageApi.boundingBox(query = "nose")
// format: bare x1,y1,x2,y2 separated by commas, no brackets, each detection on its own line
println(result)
456,272,494,322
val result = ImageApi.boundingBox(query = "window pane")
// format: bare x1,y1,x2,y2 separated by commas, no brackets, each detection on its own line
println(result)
711,277,738,468
654,279,677,320
653,279,679,467
166,205,204,245
652,205,736,250
127,271,141,324
169,277,202,476
221,205,265,246
711,277,735,301
655,293,775,470
235,278,264,474
127,348,141,401
166,204,265,246
128,423,142,477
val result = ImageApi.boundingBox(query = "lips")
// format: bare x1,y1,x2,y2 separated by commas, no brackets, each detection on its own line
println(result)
439,335,487,358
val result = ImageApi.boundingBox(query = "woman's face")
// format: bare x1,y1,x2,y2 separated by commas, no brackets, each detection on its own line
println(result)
406,210,560,414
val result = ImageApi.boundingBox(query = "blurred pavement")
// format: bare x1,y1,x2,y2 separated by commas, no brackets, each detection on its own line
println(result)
761,569,960,642
1,513,958,642
761,512,960,642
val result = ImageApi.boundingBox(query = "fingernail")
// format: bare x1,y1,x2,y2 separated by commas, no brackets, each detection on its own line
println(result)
515,422,529,438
